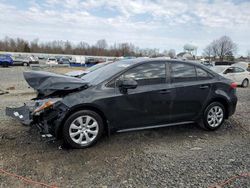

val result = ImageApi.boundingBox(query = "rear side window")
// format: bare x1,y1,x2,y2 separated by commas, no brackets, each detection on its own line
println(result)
196,67,213,80
234,67,245,73
171,63,196,82
121,62,166,86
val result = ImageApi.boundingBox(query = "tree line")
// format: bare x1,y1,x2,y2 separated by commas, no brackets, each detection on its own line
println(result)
0,37,172,57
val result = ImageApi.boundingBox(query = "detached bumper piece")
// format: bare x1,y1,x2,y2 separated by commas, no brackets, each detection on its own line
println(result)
6,105,32,125
5,105,56,137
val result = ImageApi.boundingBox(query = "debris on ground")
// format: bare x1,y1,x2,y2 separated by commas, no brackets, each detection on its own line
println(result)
6,86,15,90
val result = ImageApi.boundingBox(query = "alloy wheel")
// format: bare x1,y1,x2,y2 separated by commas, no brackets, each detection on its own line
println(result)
207,106,224,127
69,115,99,145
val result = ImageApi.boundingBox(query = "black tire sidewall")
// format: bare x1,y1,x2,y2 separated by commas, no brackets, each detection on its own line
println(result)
203,102,225,130
23,62,29,66
63,110,104,149
242,79,249,88
3,62,8,67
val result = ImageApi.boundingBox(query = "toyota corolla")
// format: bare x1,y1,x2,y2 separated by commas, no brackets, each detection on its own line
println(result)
6,59,237,149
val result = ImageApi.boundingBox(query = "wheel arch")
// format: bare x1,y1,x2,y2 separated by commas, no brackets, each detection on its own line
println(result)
242,78,249,85
55,104,110,139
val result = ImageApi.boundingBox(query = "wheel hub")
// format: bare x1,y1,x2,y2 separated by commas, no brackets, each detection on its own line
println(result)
69,115,99,145
207,106,224,128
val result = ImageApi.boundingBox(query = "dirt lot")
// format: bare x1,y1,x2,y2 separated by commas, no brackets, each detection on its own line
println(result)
0,66,249,188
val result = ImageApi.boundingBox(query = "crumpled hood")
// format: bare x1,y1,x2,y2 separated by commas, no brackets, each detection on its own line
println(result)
65,70,89,77
23,71,89,96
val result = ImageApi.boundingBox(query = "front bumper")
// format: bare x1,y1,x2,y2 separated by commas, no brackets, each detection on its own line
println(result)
6,105,33,125
5,102,68,137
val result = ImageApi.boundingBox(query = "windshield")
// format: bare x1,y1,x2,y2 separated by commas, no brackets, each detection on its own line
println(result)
87,62,110,72
210,66,227,73
81,60,134,84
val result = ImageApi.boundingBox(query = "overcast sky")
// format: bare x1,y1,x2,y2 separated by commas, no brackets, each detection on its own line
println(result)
0,0,250,55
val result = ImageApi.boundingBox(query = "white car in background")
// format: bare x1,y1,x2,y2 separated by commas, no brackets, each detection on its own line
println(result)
211,66,250,88
46,57,58,65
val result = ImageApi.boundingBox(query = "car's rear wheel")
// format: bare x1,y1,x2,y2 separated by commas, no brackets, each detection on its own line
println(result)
200,102,225,130
241,79,249,88
63,110,104,149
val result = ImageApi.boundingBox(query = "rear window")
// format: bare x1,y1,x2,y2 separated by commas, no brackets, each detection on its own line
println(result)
171,63,196,82
196,67,213,80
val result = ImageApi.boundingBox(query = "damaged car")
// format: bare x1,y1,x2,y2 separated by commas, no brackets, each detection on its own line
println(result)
6,59,238,149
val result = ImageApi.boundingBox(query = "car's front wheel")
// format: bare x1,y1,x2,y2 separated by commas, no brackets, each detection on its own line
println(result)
63,110,104,149
200,102,225,130
23,62,29,66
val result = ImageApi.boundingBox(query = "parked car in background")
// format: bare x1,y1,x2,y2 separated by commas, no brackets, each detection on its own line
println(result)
85,57,100,65
201,61,213,67
210,66,250,87
55,56,62,62
214,61,234,66
13,56,39,66
65,61,112,78
6,59,237,149
58,57,71,65
74,56,85,65
0,54,13,67
46,57,58,65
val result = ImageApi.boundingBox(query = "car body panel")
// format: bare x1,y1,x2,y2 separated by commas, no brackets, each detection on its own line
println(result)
23,71,89,96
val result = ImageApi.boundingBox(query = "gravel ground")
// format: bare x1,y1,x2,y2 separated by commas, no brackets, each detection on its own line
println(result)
0,66,249,188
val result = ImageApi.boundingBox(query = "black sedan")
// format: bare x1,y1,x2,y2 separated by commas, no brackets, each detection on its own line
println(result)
6,58,237,149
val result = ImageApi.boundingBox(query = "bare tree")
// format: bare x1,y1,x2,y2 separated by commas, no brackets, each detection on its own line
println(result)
95,39,108,49
203,44,213,61
216,36,237,61
204,36,237,61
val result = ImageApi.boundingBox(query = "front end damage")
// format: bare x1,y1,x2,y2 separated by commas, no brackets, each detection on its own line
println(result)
5,70,89,138
6,99,69,138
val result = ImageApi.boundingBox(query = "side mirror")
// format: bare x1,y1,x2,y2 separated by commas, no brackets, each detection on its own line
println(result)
117,79,138,93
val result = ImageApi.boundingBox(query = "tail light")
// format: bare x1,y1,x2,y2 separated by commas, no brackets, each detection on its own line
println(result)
230,82,237,89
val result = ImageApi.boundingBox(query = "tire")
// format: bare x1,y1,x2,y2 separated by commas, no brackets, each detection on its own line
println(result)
23,62,29,66
63,110,104,149
2,62,9,67
199,102,225,131
241,79,249,88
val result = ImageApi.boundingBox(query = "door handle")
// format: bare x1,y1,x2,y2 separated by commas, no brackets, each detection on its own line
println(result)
199,85,209,89
159,89,171,94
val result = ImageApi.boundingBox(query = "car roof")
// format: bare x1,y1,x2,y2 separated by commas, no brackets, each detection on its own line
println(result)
124,58,205,67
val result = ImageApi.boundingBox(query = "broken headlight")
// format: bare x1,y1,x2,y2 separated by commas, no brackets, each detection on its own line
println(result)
33,98,61,114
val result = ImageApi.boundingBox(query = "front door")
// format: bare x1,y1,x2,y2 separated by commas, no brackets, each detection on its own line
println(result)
106,61,174,130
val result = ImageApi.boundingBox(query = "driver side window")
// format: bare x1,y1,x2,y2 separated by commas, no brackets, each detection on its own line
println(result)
108,62,166,87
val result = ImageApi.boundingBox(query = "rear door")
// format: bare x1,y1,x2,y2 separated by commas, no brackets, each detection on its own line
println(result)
169,62,213,122
232,67,247,84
